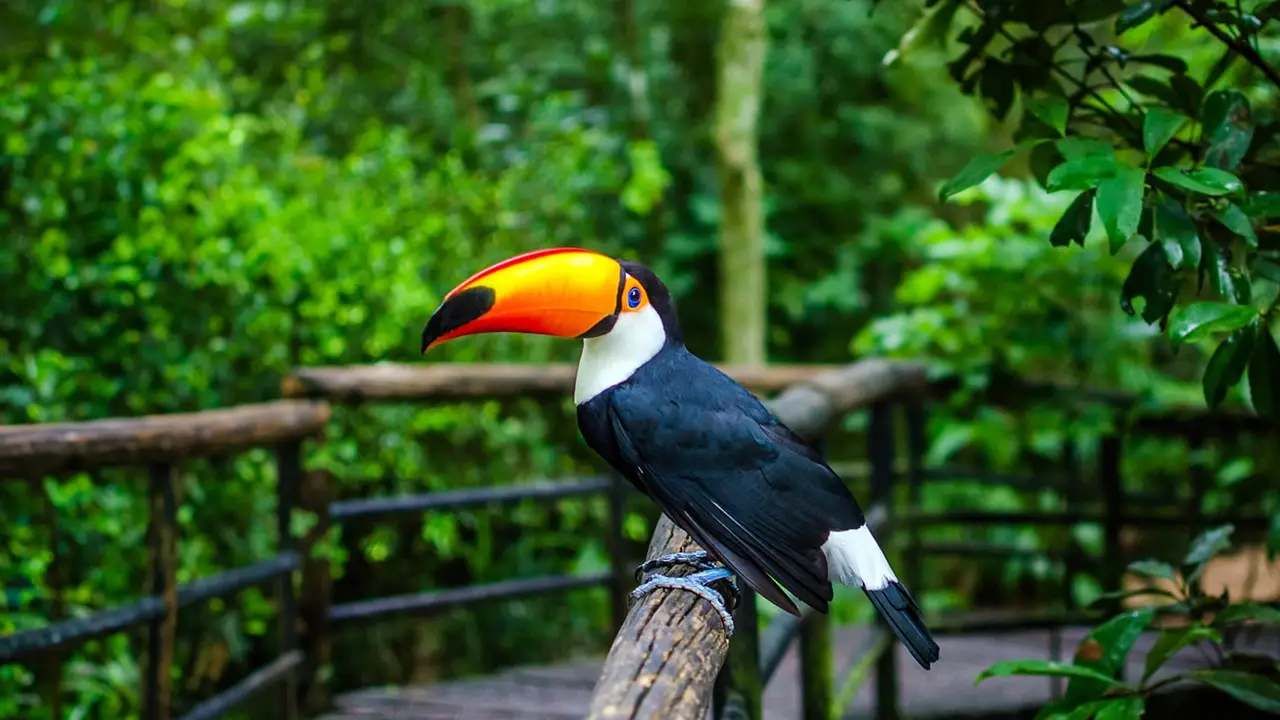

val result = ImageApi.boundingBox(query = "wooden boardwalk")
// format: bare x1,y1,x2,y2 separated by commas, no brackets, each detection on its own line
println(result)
319,625,1278,719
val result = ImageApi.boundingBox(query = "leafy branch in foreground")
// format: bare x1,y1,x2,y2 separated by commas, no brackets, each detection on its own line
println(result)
892,0,1280,416
974,525,1280,718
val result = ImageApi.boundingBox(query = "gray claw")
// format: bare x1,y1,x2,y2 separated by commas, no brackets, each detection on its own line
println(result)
629,567,738,635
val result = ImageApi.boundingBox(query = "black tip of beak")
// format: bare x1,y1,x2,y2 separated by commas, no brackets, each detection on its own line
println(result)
420,285,497,354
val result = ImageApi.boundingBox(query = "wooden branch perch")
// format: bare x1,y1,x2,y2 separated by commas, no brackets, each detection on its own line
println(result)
0,400,331,477
586,360,928,720
281,363,842,403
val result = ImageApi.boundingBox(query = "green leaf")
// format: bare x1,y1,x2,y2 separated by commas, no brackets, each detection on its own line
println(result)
1170,74,1204,116
1091,587,1179,608
1143,626,1221,682
939,142,1043,200
1031,142,1064,188
1247,323,1280,417
1034,698,1141,720
1152,196,1201,269
1094,696,1145,720
1243,191,1280,218
1064,609,1154,704
1127,76,1181,107
1184,523,1235,581
1120,241,1179,324
1143,107,1188,159
976,660,1128,687
1168,302,1257,345
1116,0,1171,34
1057,137,1115,160
882,0,963,67
1206,241,1251,305
1096,168,1146,253
1200,90,1254,172
1130,54,1187,74
1212,602,1280,627
1028,96,1070,136
1255,259,1280,286
1051,191,1095,247
1153,166,1244,196
1127,559,1176,581
981,59,1017,120
1187,669,1280,713
1213,203,1258,248
1203,326,1256,408
1048,154,1120,192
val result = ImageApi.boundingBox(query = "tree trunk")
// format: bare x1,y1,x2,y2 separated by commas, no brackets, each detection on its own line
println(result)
713,0,768,366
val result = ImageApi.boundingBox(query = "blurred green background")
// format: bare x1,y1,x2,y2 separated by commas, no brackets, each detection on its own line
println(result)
1,0,1278,718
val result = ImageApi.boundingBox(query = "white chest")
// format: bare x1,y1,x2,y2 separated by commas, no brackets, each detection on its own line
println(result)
573,305,666,405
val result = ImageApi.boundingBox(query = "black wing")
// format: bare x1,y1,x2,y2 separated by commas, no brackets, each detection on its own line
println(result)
605,377,865,615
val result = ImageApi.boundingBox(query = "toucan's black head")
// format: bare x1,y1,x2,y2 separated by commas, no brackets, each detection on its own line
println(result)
618,259,682,347
420,248,683,353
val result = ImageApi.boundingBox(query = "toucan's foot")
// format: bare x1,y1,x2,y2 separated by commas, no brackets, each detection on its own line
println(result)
629,567,738,635
633,550,719,582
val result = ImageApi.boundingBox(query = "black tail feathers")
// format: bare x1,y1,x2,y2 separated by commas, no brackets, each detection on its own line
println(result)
864,581,940,670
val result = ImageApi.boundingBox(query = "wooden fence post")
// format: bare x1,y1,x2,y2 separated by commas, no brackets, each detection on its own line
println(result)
298,468,335,715
868,403,899,720
37,480,65,720
144,462,179,720
1098,434,1125,682
606,473,630,633
798,610,832,720
799,435,833,720
714,586,761,720
275,441,302,720
1054,435,1081,700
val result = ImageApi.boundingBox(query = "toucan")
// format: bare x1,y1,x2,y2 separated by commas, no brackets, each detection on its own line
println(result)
420,247,940,670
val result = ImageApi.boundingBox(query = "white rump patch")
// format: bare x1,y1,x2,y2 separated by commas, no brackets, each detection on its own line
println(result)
574,304,666,405
821,525,899,591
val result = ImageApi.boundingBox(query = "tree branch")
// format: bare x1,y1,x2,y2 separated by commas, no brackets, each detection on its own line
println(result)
1176,1,1280,92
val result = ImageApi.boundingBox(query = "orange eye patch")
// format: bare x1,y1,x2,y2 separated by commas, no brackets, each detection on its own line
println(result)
622,277,648,313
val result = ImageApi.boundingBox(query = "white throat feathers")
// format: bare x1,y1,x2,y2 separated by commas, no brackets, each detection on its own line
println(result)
574,305,666,405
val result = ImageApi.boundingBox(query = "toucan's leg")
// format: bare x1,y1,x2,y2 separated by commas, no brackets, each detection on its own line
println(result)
633,550,719,581
629,567,738,635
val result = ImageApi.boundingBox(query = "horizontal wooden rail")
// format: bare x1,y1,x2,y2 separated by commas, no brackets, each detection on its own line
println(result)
329,572,613,625
0,552,300,662
329,476,612,522
1133,409,1273,436
902,511,1272,528
926,609,1099,635
758,612,805,684
281,362,844,402
585,359,927,720
177,650,304,720
0,400,330,476
919,467,1056,489
915,542,1058,560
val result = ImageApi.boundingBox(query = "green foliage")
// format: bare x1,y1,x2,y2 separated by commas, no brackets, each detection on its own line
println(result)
976,525,1280,717
856,177,1147,388
909,0,1280,417
0,0,996,716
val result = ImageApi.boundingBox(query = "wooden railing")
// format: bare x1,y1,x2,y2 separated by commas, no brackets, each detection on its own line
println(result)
1,362,1274,720
0,401,330,720
279,361,869,715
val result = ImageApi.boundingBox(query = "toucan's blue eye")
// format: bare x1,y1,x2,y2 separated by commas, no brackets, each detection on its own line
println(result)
627,287,642,308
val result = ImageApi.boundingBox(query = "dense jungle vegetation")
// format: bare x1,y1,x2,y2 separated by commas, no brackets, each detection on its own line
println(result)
1,0,1278,718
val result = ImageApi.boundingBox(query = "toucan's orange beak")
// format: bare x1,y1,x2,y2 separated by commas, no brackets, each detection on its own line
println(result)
422,248,624,353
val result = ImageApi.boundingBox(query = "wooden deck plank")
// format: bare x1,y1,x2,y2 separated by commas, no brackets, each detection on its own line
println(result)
323,626,1278,720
